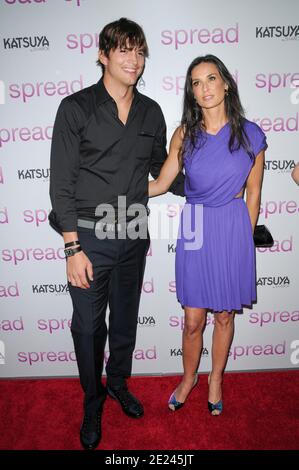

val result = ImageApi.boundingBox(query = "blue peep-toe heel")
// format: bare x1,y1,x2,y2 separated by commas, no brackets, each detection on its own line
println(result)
208,399,223,415
207,373,223,416
168,375,198,411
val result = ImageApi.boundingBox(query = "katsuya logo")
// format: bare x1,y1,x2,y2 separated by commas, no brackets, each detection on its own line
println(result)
256,25,299,40
264,160,295,172
3,35,49,51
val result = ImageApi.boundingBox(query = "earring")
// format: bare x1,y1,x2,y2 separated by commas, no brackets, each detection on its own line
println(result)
225,88,229,95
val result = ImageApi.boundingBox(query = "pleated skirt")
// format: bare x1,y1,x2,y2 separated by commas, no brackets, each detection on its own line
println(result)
175,198,256,312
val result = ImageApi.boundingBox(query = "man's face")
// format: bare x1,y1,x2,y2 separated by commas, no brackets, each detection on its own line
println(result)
99,41,145,88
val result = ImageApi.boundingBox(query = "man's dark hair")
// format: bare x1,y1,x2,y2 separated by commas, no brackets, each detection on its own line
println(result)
97,17,149,72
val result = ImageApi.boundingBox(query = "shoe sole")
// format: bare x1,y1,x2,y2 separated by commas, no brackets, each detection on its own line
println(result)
80,436,101,450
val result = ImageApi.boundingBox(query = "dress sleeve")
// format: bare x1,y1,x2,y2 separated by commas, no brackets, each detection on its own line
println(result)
252,124,268,157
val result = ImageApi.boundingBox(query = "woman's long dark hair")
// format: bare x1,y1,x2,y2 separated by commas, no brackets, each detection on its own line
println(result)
180,54,254,165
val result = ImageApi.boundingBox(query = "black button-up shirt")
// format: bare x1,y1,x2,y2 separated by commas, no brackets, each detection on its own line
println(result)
49,78,184,232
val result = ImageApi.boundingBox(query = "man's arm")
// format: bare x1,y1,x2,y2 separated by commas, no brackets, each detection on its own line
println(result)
49,98,93,289
149,109,185,197
49,98,81,233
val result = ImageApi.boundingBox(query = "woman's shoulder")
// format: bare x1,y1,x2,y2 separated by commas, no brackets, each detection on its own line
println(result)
242,118,265,138
170,125,185,146
242,118,268,156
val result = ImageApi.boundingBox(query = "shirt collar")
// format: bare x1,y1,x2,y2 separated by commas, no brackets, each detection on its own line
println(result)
95,78,112,106
95,77,142,107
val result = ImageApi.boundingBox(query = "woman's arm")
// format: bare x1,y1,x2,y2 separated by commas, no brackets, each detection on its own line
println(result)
245,150,265,232
149,126,184,197
291,162,299,185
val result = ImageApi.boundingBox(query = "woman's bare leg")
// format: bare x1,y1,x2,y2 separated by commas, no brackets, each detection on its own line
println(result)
209,310,235,413
173,307,207,402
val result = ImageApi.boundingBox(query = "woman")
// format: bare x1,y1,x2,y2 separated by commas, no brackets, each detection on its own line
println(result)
149,55,267,415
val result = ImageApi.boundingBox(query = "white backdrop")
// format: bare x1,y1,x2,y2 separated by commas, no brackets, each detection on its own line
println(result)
0,0,298,378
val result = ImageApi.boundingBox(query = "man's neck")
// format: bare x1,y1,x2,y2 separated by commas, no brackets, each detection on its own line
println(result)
103,75,134,106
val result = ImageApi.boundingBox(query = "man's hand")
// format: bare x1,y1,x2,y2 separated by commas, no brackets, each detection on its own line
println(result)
67,251,93,289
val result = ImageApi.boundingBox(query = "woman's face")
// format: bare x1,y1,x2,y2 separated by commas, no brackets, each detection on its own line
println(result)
191,62,228,110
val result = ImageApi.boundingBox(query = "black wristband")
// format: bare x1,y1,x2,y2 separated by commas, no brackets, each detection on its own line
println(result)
64,246,82,258
64,240,80,248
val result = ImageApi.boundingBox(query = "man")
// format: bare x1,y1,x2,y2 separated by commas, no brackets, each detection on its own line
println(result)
49,18,184,450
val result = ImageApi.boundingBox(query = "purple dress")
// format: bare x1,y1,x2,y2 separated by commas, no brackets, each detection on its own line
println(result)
175,120,267,312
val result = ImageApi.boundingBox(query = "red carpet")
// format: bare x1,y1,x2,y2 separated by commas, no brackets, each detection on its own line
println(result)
0,371,298,450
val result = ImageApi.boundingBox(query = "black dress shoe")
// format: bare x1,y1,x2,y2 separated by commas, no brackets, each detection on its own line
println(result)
107,385,144,418
80,409,102,450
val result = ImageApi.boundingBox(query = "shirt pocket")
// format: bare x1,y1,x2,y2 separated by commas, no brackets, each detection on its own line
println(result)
136,130,155,159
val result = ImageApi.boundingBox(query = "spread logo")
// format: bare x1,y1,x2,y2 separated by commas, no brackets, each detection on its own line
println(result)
1,246,65,265
37,318,71,334
256,276,290,287
264,160,295,172
249,310,299,327
229,341,286,360
252,112,298,132
24,209,50,227
256,25,299,40
161,24,239,50
3,36,49,50
9,76,84,103
255,72,299,93
18,168,50,180
0,125,53,148
259,200,298,219
1,317,24,332
18,350,76,366
0,282,19,297
66,33,98,53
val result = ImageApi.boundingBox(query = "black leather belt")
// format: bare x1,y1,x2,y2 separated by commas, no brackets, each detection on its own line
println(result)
77,213,149,233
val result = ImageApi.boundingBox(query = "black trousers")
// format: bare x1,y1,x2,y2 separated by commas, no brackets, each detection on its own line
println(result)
69,227,150,414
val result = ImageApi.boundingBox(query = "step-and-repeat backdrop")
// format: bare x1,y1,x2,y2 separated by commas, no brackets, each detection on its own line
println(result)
0,0,298,378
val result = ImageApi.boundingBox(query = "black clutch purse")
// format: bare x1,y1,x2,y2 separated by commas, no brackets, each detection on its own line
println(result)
253,224,274,247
